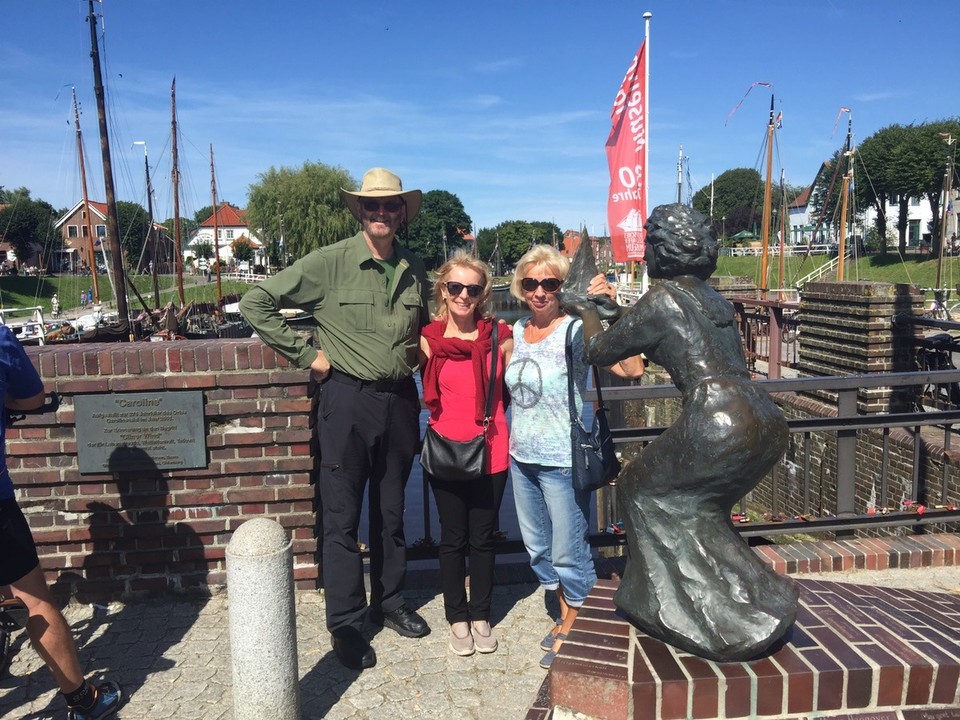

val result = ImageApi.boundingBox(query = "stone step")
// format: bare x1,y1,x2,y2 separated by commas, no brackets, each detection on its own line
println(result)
527,534,960,720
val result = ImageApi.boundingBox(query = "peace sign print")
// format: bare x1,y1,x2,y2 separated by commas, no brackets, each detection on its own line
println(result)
507,357,543,408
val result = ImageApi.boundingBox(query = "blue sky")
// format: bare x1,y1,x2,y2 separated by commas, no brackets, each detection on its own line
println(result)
2,1,957,237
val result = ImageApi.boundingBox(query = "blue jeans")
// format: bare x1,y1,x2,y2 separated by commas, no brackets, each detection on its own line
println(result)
510,459,596,606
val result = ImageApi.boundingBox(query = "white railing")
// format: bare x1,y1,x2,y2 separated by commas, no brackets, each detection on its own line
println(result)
0,306,47,345
221,272,268,284
722,244,835,257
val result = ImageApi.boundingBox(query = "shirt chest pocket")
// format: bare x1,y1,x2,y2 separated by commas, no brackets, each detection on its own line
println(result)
398,288,424,334
338,289,376,333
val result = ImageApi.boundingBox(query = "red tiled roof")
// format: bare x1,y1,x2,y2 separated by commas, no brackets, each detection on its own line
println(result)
200,203,247,228
789,185,812,209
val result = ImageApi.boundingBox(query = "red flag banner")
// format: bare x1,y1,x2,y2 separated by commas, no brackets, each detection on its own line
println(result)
606,41,647,262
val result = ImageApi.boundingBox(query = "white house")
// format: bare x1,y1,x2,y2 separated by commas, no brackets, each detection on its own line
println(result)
789,162,958,250
185,203,264,268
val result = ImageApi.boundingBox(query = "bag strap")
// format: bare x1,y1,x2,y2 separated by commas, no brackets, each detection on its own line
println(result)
481,321,499,426
565,319,604,427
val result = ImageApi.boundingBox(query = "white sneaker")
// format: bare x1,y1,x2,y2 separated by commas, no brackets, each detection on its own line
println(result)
449,622,475,656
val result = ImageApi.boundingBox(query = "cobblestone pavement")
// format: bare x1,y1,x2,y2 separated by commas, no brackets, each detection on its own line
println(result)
0,580,554,720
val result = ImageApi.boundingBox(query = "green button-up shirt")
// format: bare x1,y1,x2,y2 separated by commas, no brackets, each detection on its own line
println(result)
239,232,430,380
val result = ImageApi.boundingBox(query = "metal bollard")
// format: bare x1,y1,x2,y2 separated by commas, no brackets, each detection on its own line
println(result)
226,518,301,719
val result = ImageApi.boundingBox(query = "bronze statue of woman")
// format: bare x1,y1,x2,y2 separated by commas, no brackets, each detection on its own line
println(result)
562,204,798,662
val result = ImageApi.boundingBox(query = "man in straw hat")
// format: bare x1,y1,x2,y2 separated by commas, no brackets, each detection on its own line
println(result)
240,167,431,670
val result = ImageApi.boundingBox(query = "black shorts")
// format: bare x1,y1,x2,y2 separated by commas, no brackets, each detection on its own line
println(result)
0,498,40,586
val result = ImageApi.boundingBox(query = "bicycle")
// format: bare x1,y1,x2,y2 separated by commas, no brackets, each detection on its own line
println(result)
922,288,953,321
913,334,960,411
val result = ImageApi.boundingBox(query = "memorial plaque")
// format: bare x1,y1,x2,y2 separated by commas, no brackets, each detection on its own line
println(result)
75,391,206,474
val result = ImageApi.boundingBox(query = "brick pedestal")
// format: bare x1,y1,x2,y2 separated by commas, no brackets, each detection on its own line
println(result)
534,578,960,720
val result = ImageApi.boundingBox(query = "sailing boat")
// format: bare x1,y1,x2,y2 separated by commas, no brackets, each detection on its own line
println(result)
47,0,132,343
44,81,128,344
180,146,251,340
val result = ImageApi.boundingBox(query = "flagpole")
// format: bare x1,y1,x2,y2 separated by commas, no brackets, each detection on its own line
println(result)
640,10,652,294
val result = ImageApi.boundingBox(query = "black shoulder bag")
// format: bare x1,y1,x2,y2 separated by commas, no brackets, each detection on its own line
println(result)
420,322,498,482
565,320,621,493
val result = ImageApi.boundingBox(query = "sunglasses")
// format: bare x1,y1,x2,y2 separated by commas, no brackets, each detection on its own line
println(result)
360,199,403,213
444,281,483,299
520,277,562,293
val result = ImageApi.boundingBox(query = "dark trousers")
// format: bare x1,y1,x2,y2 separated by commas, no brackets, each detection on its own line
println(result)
315,374,420,634
427,470,508,623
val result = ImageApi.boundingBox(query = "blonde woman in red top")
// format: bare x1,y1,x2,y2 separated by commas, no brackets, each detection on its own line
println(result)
419,250,513,656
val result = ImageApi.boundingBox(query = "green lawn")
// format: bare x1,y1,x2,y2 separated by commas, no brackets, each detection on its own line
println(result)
0,274,252,317
716,252,960,296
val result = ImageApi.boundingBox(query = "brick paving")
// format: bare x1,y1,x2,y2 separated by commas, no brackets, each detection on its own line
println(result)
1,534,958,720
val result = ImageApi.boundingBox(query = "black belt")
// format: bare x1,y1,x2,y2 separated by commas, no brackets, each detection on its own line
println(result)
328,369,412,393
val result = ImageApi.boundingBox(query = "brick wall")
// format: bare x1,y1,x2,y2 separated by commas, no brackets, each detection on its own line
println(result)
9,339,318,600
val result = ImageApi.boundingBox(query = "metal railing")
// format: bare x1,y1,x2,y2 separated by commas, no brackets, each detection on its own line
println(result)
595,371,960,542
401,369,960,561
729,297,800,379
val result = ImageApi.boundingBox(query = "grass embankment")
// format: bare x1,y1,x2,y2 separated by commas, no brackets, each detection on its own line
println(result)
0,274,252,317
716,252,960,295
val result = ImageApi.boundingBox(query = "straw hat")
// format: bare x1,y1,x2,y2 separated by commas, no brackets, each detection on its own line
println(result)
341,167,422,222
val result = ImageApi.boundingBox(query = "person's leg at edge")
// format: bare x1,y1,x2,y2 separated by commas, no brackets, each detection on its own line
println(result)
7,566,83,692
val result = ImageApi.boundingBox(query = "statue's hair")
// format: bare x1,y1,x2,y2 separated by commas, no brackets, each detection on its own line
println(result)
510,244,570,301
432,250,494,320
644,204,718,280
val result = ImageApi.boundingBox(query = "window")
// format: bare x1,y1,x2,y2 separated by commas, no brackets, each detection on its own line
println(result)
82,225,88,237
96,225,106,237
226,230,234,240
910,196,920,207
909,220,921,244
68,225,78,238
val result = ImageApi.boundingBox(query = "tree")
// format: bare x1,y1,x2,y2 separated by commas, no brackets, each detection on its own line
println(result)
0,188,59,269
691,168,764,238
853,123,907,256
115,201,150,266
405,190,473,269
246,162,358,263
231,236,255,264
193,241,214,261
475,220,562,271
916,120,960,254
161,216,199,245
194,206,213,225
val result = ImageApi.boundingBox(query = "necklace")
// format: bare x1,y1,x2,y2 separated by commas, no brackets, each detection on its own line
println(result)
525,314,562,344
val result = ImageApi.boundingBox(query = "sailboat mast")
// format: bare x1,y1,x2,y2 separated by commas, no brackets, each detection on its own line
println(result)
935,133,955,290
140,148,161,305
171,77,185,305
676,145,683,204
759,94,775,295
210,144,223,309
837,113,853,282
71,87,101,304
778,169,786,296
87,0,129,332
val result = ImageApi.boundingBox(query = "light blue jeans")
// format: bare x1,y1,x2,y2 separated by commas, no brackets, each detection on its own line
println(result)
510,459,596,606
